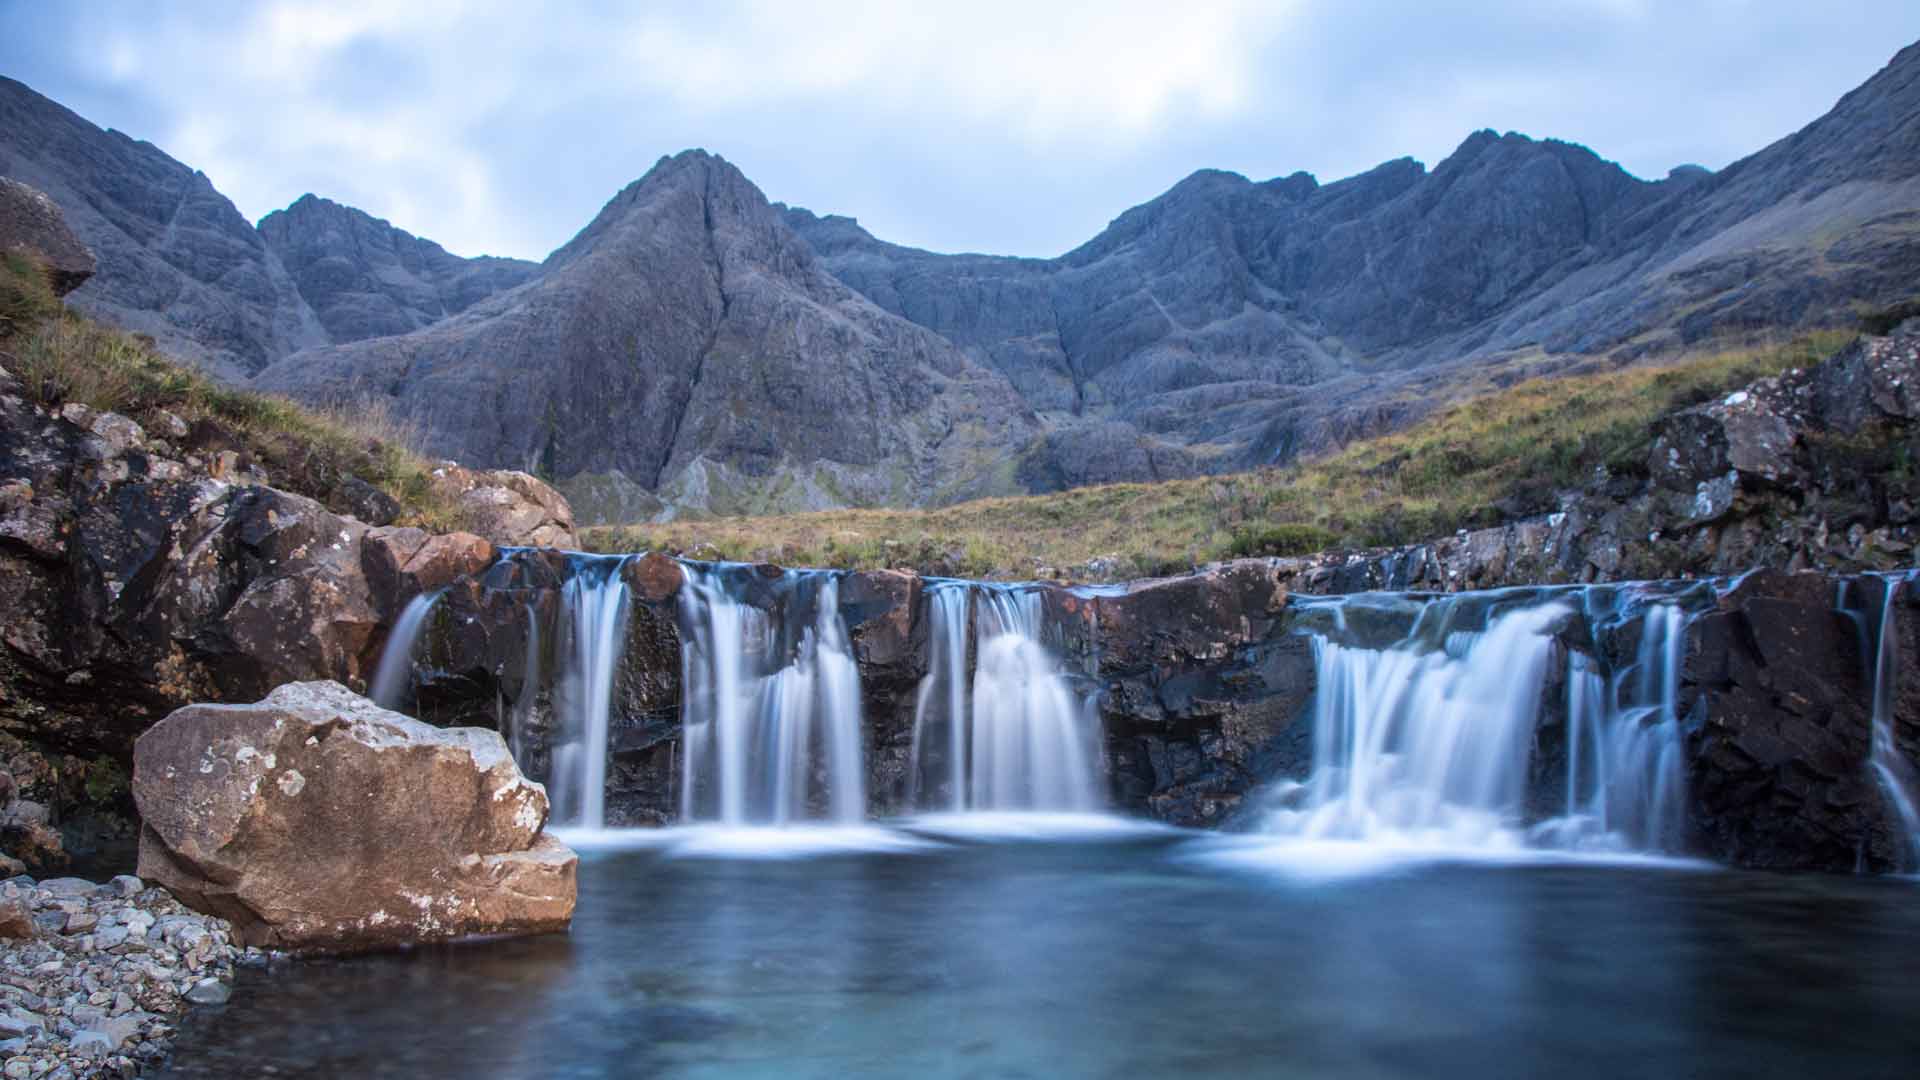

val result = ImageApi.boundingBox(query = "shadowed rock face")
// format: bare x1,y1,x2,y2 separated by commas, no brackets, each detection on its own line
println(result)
133,681,576,951
1683,570,1917,873
256,151,1041,520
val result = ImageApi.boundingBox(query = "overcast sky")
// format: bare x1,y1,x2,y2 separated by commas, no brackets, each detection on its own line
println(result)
4,2,1917,261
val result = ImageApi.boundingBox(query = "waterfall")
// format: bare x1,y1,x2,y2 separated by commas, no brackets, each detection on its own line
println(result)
1260,589,1692,856
908,583,1101,812
908,583,970,810
1537,600,1688,852
370,589,444,711
508,601,541,768
1866,571,1920,868
677,564,866,825
550,556,632,829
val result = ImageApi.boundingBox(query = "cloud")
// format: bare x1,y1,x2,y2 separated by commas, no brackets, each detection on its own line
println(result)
3,1,1917,260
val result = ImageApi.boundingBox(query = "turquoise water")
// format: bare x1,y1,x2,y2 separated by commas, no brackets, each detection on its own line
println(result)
160,826,1920,1079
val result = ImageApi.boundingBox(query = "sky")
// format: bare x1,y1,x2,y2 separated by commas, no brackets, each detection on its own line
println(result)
4,2,1918,261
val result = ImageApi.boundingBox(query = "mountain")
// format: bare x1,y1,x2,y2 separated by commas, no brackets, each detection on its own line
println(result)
254,152,1039,521
785,42,1920,480
7,43,1920,519
257,194,540,344
0,77,533,380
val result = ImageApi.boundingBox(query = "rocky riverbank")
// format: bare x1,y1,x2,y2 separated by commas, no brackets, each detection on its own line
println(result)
0,873,251,1079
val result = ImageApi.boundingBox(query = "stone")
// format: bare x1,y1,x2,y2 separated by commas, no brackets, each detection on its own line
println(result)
0,177,94,296
1683,570,1887,871
58,914,93,936
182,979,228,1006
133,681,577,952
425,465,579,548
103,877,141,900
0,902,29,941
360,526,497,604
333,476,401,527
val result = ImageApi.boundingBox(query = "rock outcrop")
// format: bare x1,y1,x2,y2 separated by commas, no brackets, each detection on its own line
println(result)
0,177,93,295
1242,324,1920,596
133,681,576,952
1681,570,1903,872
426,464,578,548
0,368,495,866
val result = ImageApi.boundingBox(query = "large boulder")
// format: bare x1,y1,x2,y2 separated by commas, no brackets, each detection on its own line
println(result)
1682,570,1887,871
0,176,94,296
133,681,576,952
428,464,578,549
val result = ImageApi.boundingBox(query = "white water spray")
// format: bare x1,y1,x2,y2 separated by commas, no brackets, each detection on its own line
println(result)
1866,571,1920,869
1260,591,1692,856
677,565,867,825
370,589,444,711
550,557,632,828
909,584,1101,812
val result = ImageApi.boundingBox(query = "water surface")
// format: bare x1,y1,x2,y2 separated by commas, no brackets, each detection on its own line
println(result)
160,829,1920,1079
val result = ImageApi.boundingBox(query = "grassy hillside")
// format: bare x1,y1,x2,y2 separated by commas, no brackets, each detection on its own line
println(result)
0,251,464,530
583,331,1854,578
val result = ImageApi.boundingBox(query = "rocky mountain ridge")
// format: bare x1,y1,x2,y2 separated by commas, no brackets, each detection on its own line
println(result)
255,151,1041,521
0,77,535,381
786,41,1920,486
5,43,1920,517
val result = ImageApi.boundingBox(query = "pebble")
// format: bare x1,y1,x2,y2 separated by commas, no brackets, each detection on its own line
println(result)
182,980,228,1006
0,873,261,1078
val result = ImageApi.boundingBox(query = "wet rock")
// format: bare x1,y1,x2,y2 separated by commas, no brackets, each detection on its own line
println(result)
181,979,227,1006
360,526,497,612
133,681,577,952
1682,570,1884,871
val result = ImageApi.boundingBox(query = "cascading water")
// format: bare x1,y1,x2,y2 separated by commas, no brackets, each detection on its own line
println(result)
370,589,444,711
1539,598,1688,852
1257,587,1694,857
549,556,632,829
908,583,1101,812
1266,598,1567,849
677,564,866,825
1862,571,1920,869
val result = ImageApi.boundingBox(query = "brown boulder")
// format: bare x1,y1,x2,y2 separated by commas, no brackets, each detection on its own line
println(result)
133,681,576,952
0,177,94,296
428,465,577,548
362,525,497,611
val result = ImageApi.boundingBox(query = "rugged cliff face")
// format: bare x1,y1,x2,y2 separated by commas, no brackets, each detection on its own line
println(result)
256,195,539,344
255,152,1042,521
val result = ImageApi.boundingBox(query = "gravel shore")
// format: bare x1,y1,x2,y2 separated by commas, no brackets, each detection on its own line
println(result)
0,875,259,1079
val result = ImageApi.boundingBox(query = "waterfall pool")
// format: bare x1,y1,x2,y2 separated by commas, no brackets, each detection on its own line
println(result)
160,825,1920,1079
